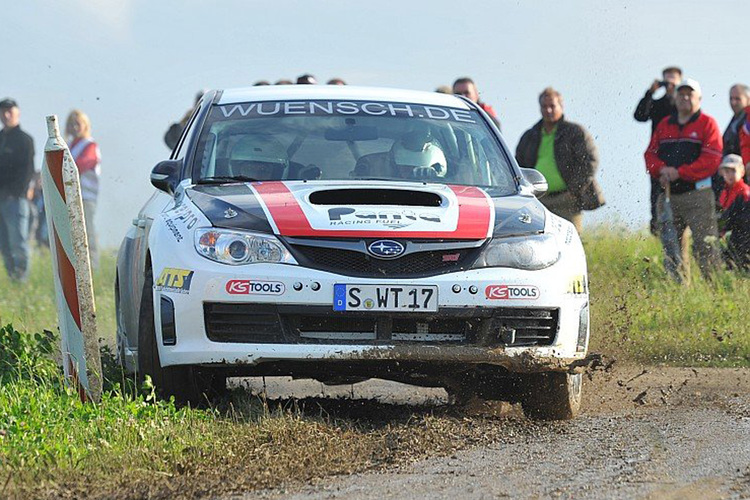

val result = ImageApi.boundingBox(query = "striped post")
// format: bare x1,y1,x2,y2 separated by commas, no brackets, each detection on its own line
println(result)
41,115,102,403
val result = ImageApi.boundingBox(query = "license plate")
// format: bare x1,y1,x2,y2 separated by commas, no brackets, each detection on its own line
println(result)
333,284,438,312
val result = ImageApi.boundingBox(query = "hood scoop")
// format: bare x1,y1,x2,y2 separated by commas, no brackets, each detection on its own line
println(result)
309,189,442,207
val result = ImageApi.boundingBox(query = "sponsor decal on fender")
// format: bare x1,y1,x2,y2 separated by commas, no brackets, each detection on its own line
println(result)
568,275,587,294
164,218,183,242
226,279,285,295
485,284,539,300
155,268,194,294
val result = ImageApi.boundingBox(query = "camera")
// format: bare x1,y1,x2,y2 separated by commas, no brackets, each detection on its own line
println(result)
659,80,669,88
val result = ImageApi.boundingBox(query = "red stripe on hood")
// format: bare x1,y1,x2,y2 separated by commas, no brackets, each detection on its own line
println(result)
253,182,492,239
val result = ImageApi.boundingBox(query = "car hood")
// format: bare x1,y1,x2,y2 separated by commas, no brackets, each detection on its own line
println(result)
186,180,545,240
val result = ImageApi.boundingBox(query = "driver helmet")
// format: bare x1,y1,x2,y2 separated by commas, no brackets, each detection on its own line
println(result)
391,129,447,179
229,135,288,180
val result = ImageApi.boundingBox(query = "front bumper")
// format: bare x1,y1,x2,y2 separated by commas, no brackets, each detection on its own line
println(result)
150,255,590,373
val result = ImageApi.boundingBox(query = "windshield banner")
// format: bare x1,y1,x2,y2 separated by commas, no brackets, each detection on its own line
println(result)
218,100,478,124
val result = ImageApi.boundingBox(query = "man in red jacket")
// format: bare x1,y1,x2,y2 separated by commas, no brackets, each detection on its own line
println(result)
645,78,723,281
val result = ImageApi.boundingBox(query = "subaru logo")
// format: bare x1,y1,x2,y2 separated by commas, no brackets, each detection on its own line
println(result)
368,240,405,259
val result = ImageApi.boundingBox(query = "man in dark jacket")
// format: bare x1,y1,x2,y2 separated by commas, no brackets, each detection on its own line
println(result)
515,87,604,233
164,90,204,150
0,98,35,281
724,84,749,156
634,66,682,234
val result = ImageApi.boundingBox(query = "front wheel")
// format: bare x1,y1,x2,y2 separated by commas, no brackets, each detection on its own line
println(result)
521,372,582,420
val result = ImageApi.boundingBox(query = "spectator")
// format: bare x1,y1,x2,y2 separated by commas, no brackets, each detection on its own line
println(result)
634,66,682,235
515,87,605,233
296,74,317,85
28,171,48,248
327,78,346,85
452,77,501,130
717,154,750,269
723,84,749,156
275,79,293,85
0,98,34,282
710,84,750,204
164,90,205,150
741,106,750,172
66,110,101,269
434,85,452,94
645,78,723,281
253,80,270,86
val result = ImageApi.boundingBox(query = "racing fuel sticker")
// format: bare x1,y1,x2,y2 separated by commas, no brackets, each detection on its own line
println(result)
485,285,539,300
155,268,194,294
328,207,441,228
225,279,285,295
251,182,494,239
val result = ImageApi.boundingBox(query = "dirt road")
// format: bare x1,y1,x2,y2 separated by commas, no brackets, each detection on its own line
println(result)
237,366,750,499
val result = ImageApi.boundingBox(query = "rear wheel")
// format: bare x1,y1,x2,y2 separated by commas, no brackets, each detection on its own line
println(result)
521,372,582,420
138,265,222,406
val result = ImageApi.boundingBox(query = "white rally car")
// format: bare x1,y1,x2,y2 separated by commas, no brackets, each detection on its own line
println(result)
116,85,591,419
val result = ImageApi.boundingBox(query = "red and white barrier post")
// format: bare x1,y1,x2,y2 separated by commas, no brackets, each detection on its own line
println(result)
41,115,102,403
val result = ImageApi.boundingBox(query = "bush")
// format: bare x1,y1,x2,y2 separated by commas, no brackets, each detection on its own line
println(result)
0,324,58,384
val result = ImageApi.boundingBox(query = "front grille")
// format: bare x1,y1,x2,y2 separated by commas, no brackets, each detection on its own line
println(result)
292,315,474,344
204,303,284,343
289,245,477,277
203,304,558,347
487,308,559,346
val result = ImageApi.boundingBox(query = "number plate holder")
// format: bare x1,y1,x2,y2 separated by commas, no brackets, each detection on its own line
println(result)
333,284,439,312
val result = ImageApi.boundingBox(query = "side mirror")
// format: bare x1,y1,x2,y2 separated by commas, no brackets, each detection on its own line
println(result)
520,167,548,197
151,160,182,194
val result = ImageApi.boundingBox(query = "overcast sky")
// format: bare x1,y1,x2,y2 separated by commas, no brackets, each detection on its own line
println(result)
4,0,749,247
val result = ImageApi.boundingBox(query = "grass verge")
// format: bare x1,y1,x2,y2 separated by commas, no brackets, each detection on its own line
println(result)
587,226,750,365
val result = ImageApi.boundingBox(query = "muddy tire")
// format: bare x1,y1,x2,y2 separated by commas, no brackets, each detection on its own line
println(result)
138,266,206,406
521,372,582,420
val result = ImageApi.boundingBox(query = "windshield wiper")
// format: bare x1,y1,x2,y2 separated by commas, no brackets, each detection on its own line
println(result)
197,175,259,184
349,176,409,182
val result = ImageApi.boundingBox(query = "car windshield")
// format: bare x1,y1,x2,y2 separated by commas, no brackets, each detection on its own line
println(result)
192,99,517,194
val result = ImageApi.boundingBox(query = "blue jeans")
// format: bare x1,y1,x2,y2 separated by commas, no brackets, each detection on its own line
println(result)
0,195,31,281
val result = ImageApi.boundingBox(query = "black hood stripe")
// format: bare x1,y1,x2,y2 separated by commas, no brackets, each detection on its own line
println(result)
187,185,274,233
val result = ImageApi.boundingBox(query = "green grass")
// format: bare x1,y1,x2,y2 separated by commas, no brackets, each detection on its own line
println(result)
0,246,116,344
586,226,750,365
1,229,749,498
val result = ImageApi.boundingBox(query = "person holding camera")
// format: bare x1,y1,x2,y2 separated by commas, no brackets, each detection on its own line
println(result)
635,66,682,235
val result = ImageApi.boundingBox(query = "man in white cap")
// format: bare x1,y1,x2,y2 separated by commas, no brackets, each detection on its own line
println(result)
645,78,723,281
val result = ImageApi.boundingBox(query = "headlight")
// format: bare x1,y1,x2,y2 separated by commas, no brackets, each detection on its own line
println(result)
194,228,296,265
475,233,560,270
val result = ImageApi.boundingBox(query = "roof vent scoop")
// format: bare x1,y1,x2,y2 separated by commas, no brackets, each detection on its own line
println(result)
309,189,442,207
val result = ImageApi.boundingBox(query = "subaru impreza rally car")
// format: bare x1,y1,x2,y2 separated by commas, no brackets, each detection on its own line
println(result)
116,85,591,419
